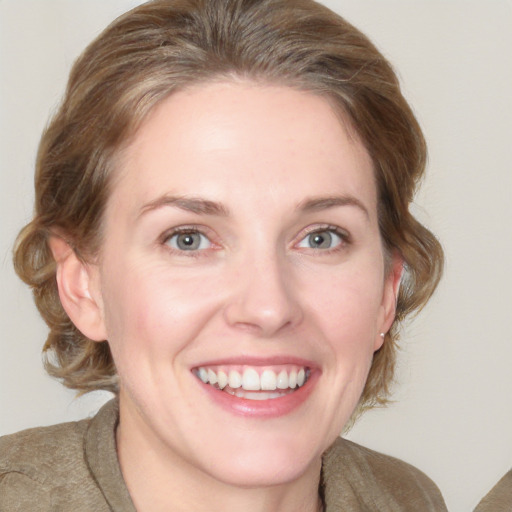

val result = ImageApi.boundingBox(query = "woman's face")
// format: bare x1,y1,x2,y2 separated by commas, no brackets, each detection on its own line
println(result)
86,82,399,487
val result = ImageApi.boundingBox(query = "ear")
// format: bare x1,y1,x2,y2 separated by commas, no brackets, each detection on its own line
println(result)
49,236,107,342
374,253,404,350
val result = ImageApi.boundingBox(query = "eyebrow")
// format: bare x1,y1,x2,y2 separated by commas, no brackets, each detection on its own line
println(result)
138,194,369,219
139,195,230,217
297,195,370,218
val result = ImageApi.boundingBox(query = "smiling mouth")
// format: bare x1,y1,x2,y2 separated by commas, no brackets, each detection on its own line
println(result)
193,365,311,400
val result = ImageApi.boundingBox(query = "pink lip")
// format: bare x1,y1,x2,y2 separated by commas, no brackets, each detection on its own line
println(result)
193,358,320,419
192,355,317,368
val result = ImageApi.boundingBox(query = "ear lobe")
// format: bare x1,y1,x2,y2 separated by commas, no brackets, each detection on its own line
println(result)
375,254,404,350
49,236,107,342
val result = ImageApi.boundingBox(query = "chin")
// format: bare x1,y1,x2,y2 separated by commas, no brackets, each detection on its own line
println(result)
193,432,325,488
210,451,319,489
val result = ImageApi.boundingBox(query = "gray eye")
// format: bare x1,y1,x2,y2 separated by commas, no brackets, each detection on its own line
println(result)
168,232,211,251
298,230,342,249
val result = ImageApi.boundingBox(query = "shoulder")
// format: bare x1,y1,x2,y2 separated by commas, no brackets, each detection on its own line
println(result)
474,469,512,512
0,414,108,511
322,438,448,512
0,418,89,474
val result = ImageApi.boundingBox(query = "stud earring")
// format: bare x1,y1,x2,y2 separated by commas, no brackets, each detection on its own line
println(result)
380,332,385,339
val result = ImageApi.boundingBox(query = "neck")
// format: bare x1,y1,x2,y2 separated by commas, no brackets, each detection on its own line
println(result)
116,400,323,512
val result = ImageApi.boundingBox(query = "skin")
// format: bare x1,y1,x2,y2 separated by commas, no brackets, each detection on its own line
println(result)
52,81,401,512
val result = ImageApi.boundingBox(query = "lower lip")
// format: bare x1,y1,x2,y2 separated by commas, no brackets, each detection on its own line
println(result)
196,371,319,418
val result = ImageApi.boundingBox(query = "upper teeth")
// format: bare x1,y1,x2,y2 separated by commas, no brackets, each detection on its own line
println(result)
195,366,308,391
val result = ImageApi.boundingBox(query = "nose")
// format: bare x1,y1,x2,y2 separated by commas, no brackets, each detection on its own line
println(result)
223,252,303,337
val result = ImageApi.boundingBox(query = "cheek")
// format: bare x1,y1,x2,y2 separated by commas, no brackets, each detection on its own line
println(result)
100,261,224,355
304,266,384,332
299,264,385,384
99,261,163,352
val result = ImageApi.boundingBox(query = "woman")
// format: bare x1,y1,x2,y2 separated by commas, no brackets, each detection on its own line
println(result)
0,0,446,510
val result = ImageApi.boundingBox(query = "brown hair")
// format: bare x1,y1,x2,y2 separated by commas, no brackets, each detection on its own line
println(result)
14,0,443,411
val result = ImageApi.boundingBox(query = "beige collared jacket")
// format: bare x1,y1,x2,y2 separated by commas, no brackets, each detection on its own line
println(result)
474,470,512,512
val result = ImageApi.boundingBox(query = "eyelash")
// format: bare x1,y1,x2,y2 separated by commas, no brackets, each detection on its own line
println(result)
160,225,216,257
294,225,351,253
159,224,351,256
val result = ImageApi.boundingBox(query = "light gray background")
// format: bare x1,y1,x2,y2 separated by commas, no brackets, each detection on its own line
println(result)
1,1,511,511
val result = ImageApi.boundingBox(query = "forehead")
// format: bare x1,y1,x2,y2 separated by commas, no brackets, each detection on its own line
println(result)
110,81,377,217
